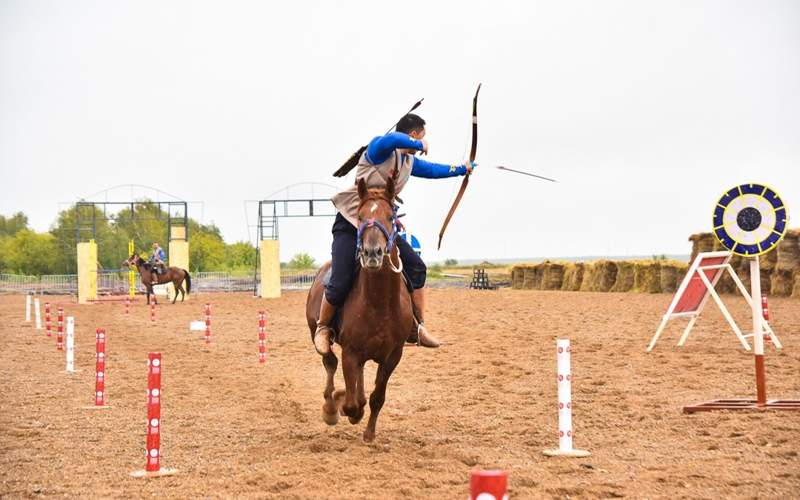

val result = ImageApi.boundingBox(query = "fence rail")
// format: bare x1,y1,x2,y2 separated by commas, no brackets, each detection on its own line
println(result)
0,269,319,295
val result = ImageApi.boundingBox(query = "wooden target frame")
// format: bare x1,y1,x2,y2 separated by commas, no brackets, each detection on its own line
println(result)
646,251,780,352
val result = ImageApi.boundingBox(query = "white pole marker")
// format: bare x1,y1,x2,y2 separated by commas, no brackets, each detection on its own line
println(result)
34,298,42,330
66,316,76,373
543,339,590,457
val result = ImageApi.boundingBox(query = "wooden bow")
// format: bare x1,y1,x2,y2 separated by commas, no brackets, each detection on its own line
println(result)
437,83,481,250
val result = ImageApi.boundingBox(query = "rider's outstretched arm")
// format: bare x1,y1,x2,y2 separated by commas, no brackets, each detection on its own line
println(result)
410,157,472,179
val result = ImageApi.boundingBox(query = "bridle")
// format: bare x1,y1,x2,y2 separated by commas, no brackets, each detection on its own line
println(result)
355,197,403,274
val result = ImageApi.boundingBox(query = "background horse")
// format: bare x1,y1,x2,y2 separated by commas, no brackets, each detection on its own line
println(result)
124,255,191,305
305,177,414,442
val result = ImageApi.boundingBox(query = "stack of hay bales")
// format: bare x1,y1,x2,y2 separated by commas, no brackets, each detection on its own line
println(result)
610,261,635,292
541,262,565,290
579,260,617,292
560,263,585,291
509,228,797,297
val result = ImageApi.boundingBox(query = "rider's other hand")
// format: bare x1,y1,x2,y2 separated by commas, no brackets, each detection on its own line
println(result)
465,161,478,174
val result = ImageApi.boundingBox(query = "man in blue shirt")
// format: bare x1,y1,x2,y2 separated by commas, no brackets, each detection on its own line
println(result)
149,242,166,285
314,113,476,355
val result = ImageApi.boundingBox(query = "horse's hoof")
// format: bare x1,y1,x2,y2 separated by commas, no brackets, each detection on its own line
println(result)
348,415,362,425
363,430,375,442
322,409,339,426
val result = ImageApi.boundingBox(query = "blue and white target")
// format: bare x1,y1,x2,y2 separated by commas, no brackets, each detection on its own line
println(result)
399,230,422,257
713,183,788,256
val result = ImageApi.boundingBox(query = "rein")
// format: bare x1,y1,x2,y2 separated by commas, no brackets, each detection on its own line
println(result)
355,197,403,274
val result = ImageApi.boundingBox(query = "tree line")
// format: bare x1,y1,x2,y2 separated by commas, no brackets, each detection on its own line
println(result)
0,204,258,275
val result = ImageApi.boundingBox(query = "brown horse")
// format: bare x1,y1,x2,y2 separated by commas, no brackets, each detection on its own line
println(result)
123,255,191,305
305,177,414,442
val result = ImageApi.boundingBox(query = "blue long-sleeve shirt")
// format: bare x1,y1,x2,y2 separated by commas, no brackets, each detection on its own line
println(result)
365,132,468,178
150,247,166,263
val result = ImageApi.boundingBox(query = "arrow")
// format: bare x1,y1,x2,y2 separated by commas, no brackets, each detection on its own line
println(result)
496,166,558,183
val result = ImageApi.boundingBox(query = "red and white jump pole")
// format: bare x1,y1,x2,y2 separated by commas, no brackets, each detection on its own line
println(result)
469,470,508,500
34,297,42,330
258,311,266,363
56,307,64,350
85,328,110,409
543,339,590,457
150,295,155,323
131,353,178,478
45,302,52,337
204,303,211,344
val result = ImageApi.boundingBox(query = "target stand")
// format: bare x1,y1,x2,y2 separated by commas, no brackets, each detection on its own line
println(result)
682,183,799,413
646,250,780,352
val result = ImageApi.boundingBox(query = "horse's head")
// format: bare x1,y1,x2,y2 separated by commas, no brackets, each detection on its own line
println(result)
122,254,140,268
356,176,398,271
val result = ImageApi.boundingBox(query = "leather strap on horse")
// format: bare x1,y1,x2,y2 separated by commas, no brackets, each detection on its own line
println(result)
437,83,481,250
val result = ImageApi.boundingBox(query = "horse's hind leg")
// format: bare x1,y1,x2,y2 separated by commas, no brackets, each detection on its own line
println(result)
341,352,365,425
364,345,403,442
321,350,340,425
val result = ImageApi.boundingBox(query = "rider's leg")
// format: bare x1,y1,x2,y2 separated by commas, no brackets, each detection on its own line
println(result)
396,237,440,348
150,265,158,286
314,214,357,355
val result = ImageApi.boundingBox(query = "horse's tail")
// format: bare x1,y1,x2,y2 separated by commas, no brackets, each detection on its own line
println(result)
183,270,191,294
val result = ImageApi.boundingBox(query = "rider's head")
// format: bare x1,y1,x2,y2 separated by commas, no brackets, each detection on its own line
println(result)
396,113,426,141
152,242,159,249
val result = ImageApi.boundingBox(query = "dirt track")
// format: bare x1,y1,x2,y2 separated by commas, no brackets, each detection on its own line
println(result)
1,290,799,498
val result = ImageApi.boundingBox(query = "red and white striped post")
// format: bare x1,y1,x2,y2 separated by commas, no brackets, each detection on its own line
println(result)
150,295,155,323
85,328,110,409
761,294,771,343
45,302,52,337
258,311,266,363
469,470,508,500
543,339,590,457
204,303,212,344
131,353,178,478
56,307,64,350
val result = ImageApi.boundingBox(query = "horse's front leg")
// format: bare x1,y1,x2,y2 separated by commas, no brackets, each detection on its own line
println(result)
364,344,403,442
341,351,365,425
321,350,340,425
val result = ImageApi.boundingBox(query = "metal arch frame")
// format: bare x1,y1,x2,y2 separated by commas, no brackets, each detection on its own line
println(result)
73,201,189,244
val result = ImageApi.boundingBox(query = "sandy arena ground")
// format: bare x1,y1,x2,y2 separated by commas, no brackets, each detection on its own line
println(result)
1,289,799,499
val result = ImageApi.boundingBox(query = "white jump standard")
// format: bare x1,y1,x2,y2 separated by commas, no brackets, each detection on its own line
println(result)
543,339,590,457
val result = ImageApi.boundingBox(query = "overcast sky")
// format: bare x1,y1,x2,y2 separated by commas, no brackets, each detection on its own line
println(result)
1,1,798,263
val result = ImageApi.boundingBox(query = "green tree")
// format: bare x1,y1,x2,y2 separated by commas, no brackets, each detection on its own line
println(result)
444,258,459,266
225,241,256,270
3,229,58,275
0,212,29,237
288,252,316,269
190,232,226,271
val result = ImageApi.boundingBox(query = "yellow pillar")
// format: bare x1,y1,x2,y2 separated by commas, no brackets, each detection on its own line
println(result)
168,240,190,299
128,239,136,297
77,240,98,304
259,240,281,298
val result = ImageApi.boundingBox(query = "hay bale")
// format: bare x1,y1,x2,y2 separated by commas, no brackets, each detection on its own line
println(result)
583,260,617,292
511,266,527,289
561,263,585,291
776,229,800,272
689,232,716,263
579,263,595,292
659,263,686,293
542,262,565,290
792,272,800,299
633,261,662,293
522,267,537,289
770,269,794,297
610,261,635,292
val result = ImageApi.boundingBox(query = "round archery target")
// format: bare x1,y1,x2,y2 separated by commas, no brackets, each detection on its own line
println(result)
712,183,788,256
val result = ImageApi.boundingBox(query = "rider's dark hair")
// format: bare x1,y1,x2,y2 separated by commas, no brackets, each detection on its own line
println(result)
396,113,425,134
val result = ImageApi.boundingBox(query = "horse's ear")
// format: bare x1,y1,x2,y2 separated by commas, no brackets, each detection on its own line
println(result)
385,176,396,202
357,177,368,200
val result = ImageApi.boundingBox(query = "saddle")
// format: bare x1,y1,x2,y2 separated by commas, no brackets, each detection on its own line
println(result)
320,266,419,345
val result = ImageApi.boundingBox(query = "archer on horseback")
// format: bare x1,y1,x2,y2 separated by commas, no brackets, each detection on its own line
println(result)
313,113,477,356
